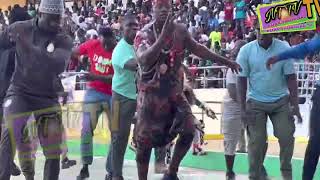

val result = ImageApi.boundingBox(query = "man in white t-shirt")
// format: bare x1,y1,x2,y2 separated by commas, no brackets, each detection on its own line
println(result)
194,13,201,27
222,40,247,180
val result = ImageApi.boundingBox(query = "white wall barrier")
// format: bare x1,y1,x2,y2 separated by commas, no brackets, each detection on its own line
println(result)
61,63,319,138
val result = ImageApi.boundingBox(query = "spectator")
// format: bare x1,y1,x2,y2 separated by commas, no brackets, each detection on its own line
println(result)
224,0,234,37
189,19,198,38
234,0,246,36
207,10,219,33
209,27,222,49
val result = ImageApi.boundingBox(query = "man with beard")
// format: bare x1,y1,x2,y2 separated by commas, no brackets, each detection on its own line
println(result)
237,25,301,180
0,0,73,179
133,0,241,179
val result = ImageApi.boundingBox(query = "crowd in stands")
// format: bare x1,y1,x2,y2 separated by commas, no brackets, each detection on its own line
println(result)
1,0,320,89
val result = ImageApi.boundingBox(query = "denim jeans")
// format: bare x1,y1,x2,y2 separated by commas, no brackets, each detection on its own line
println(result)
80,88,112,165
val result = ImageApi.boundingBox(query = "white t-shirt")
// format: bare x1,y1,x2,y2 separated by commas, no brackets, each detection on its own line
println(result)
194,14,201,27
226,41,235,51
85,17,95,24
218,11,225,24
188,26,197,38
86,29,98,39
72,13,79,24
226,69,236,85
199,6,208,11
111,22,121,30
223,69,237,102
199,34,209,43
4,16,9,25
78,22,88,30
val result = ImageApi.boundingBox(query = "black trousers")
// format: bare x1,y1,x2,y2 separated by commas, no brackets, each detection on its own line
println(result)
0,95,62,180
303,86,320,180
0,100,2,139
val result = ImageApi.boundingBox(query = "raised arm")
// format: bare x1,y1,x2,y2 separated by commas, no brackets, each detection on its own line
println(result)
134,30,165,67
134,13,175,67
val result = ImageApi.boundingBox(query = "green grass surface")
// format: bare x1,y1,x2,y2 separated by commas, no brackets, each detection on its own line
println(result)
66,140,319,179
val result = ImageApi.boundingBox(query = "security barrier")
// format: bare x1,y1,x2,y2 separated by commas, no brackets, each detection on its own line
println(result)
60,63,319,140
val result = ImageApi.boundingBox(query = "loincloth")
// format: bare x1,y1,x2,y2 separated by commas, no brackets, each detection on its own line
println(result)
135,90,195,148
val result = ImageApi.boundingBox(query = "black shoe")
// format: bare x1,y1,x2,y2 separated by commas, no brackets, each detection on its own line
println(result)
11,162,21,176
112,176,124,180
236,149,247,153
77,166,89,179
162,173,179,180
226,171,235,180
129,141,137,152
61,158,77,169
105,172,112,180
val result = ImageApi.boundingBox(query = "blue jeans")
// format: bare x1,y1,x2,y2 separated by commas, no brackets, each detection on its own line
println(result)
80,89,112,165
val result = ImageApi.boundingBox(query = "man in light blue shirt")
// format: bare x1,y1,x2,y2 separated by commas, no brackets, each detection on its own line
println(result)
236,26,300,180
105,14,139,180
112,38,137,100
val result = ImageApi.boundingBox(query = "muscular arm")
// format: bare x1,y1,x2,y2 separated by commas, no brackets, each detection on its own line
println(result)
71,47,81,59
287,74,299,108
123,58,138,71
276,35,320,61
237,77,247,111
184,26,233,66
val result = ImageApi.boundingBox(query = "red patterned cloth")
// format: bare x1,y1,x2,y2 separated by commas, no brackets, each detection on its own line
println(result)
134,22,195,148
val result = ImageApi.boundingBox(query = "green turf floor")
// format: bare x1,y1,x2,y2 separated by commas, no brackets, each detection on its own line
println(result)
66,140,319,179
